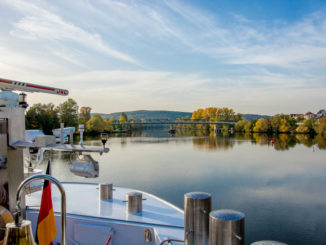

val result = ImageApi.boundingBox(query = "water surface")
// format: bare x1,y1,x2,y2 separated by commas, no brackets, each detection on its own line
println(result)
47,131,326,245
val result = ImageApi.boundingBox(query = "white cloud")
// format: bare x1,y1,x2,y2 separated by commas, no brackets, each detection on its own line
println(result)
0,0,325,114
4,0,139,65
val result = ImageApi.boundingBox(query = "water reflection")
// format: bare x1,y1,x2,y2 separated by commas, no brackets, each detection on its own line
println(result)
47,130,326,244
192,136,235,151
82,129,326,151
191,133,326,151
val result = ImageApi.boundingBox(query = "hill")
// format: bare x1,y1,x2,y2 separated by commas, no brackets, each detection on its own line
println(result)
92,110,269,121
242,114,270,121
92,110,192,121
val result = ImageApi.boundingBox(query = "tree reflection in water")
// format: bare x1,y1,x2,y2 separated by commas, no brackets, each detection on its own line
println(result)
190,132,326,151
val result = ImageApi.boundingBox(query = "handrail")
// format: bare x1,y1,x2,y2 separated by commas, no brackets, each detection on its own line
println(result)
16,174,66,245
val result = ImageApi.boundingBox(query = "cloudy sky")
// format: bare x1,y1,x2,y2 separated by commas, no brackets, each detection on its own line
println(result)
0,0,325,115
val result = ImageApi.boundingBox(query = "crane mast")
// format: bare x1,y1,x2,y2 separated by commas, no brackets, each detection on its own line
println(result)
0,77,69,95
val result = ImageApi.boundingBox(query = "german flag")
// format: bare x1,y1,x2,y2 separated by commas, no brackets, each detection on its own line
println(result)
35,160,57,245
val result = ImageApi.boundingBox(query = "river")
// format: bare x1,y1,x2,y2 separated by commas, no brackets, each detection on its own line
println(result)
47,130,326,245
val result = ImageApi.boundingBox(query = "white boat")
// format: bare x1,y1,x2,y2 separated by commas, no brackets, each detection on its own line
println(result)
25,183,184,244
0,78,276,245
0,79,187,245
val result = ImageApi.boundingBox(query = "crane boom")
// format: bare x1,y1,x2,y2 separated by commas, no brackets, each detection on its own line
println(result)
0,77,69,95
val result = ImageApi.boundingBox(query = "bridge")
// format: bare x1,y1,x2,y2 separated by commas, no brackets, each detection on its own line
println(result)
110,120,236,135
110,121,236,126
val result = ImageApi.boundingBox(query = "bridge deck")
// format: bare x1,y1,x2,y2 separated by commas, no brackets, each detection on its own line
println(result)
110,121,235,125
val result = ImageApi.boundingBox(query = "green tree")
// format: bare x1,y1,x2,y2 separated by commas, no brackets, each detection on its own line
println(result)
270,115,282,133
79,106,92,124
57,98,79,127
235,120,249,132
104,120,114,132
86,114,105,133
26,103,59,134
25,106,39,129
244,120,255,132
296,119,315,134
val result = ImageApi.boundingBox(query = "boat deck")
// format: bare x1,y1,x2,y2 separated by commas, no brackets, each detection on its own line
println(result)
26,182,184,245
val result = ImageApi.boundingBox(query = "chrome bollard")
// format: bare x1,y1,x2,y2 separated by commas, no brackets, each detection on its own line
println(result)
251,241,287,245
126,192,143,214
99,183,114,200
209,209,245,245
184,192,211,245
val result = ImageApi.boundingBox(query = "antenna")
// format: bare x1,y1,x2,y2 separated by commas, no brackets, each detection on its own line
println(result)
0,78,69,96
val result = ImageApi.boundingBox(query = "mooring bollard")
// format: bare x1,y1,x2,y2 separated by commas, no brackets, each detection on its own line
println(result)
126,192,143,214
184,192,211,245
99,183,114,200
209,209,245,245
251,241,288,245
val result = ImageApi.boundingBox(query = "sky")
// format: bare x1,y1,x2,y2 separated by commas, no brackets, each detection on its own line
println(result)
0,0,326,115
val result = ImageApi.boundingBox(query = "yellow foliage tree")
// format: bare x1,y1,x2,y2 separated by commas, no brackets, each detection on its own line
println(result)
86,114,105,133
253,118,271,133
279,119,290,133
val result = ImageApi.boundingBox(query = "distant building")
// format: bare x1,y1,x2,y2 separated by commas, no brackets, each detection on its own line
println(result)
317,109,326,118
304,112,316,119
290,114,303,119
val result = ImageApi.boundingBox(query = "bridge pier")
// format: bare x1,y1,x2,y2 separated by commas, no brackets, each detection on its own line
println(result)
169,124,176,135
213,125,219,136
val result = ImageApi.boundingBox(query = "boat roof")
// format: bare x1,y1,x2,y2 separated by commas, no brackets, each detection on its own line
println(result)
26,182,184,228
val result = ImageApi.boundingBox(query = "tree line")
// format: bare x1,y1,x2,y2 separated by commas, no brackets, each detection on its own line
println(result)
191,107,242,121
179,107,326,137
26,101,326,137
235,114,326,136
26,99,79,134
25,99,130,134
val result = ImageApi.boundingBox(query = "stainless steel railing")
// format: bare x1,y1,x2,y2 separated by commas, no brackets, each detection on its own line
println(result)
16,174,66,245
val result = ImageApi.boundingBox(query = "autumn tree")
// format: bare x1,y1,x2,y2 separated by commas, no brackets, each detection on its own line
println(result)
104,120,114,132
279,119,291,133
86,114,105,133
192,108,205,120
296,119,315,134
270,114,282,133
119,112,128,122
244,120,255,132
192,107,242,122
253,118,271,133
314,117,326,137
79,106,92,124
235,120,249,132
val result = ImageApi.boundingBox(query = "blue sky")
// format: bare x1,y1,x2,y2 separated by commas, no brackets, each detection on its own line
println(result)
0,0,325,115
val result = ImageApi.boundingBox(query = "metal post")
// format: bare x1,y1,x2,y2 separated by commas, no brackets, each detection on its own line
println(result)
209,209,245,245
126,192,142,214
184,192,211,245
69,129,74,144
251,241,288,245
60,123,64,144
99,183,113,200
79,124,84,146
